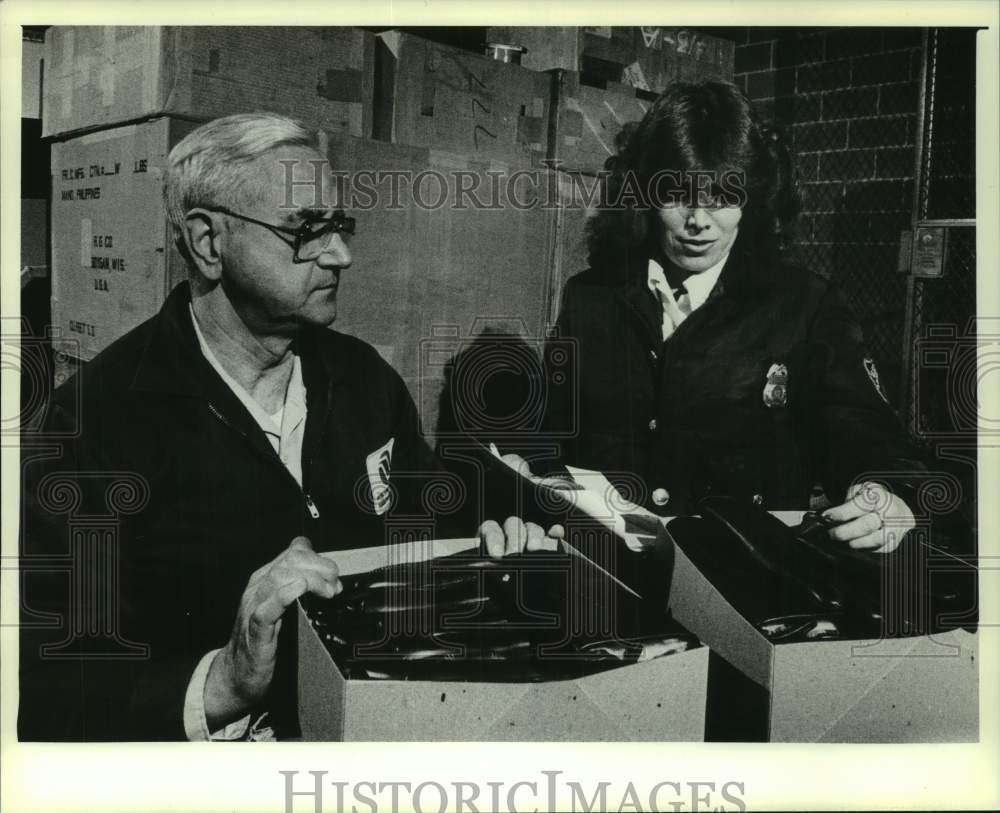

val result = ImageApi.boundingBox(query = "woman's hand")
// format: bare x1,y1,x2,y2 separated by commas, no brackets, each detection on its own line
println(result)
821,481,916,553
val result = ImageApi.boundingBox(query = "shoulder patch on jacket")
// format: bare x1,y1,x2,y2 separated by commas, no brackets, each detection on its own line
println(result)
366,438,395,515
864,356,890,404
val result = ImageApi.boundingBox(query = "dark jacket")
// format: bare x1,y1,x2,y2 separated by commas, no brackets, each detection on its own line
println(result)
19,282,448,741
540,253,927,515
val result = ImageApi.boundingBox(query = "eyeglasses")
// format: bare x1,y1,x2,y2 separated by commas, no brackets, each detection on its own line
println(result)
208,206,356,263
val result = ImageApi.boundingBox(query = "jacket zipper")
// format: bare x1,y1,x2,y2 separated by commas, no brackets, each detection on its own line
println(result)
207,402,321,520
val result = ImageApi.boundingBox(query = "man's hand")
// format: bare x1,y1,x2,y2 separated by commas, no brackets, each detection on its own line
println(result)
203,536,341,729
478,517,566,558
821,481,916,553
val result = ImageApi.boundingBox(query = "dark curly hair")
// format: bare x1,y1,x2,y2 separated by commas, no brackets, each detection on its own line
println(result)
586,80,801,280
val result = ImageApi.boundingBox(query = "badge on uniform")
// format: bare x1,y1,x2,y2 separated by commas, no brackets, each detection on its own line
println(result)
365,437,395,515
762,362,788,408
864,356,890,404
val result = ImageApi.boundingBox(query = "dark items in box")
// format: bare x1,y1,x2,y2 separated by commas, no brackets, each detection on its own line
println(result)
296,538,710,741
668,496,978,641
301,548,698,683
661,496,979,742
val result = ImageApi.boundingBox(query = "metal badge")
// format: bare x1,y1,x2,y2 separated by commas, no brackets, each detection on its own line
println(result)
762,362,788,408
864,356,890,404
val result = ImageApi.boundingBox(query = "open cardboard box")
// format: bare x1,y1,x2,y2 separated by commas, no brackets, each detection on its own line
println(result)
297,537,709,741
663,515,978,742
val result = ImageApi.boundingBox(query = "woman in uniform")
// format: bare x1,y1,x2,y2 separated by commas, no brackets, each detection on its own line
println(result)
534,79,923,553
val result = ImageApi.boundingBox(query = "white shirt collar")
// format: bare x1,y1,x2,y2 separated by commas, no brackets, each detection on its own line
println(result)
647,253,729,313
188,303,304,439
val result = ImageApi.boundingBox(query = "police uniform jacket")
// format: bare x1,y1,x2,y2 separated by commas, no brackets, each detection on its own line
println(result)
541,250,927,516
19,282,448,741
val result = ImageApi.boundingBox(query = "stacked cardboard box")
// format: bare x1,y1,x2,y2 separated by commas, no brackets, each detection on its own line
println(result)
49,117,198,361
547,71,656,176
44,25,736,395
486,26,735,91
373,31,551,169
325,133,562,441
43,26,375,139
44,26,376,368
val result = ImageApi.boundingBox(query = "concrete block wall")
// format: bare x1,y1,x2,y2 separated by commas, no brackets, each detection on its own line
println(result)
731,27,926,404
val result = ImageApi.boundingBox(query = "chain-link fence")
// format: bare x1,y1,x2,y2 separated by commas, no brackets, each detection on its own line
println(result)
906,27,978,441
919,28,977,221
903,27,978,528
758,28,926,407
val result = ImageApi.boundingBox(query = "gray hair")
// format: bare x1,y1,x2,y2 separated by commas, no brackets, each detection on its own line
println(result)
164,112,320,235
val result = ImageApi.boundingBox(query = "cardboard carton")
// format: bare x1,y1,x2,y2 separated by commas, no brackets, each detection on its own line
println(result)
49,117,197,360
548,72,655,176
43,26,374,139
485,27,735,92
325,134,563,442
373,31,551,168
664,518,978,742
297,537,709,741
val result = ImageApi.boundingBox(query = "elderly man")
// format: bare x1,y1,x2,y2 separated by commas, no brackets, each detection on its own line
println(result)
19,113,549,741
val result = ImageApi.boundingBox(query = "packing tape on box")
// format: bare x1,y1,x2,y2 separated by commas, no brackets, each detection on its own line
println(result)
60,76,72,119
318,68,364,103
100,27,117,107
559,101,585,140
347,104,363,139
62,29,75,68
80,219,92,267
348,28,365,66
142,28,160,112
622,61,651,92
516,114,545,146
99,63,116,107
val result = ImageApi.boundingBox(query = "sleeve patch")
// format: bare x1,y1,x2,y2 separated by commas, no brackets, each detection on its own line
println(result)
863,356,890,404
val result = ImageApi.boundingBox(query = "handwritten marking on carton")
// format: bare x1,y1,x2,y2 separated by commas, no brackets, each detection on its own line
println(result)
640,27,714,61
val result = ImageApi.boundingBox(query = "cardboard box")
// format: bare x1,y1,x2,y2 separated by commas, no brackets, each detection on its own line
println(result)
588,27,735,90
43,26,374,139
483,26,582,73
485,27,735,92
664,519,979,742
373,31,551,168
545,171,597,324
326,134,563,441
297,537,709,741
548,72,654,176
50,117,196,360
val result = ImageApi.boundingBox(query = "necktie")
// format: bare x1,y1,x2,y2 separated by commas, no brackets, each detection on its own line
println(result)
653,281,689,341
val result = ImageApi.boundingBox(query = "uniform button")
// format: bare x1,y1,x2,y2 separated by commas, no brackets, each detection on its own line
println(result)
752,493,764,506
652,488,670,506
650,350,658,361
648,419,658,431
